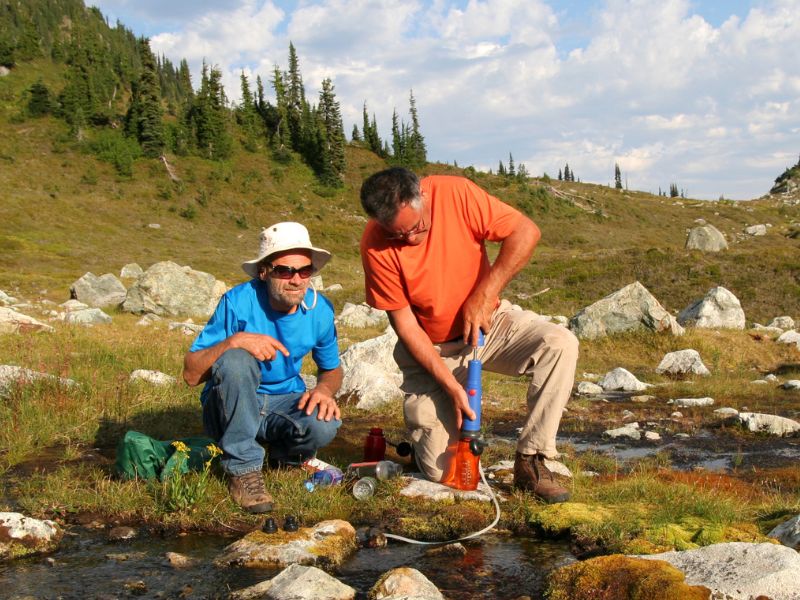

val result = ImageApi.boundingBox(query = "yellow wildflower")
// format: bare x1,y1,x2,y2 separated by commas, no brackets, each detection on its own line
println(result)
206,444,223,458
171,440,190,454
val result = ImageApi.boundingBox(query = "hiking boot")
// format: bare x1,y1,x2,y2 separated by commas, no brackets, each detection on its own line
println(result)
228,470,274,513
513,452,570,503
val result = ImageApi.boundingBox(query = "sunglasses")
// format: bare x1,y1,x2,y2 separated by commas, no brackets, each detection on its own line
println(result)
268,264,315,279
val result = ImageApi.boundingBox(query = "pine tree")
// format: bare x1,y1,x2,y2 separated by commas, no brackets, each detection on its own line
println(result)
508,153,516,177
405,89,426,169
316,77,346,186
498,160,506,176
190,61,231,159
286,42,305,150
27,79,52,116
558,168,562,181
236,71,261,151
517,163,529,182
669,183,679,197
351,123,360,142
614,162,623,189
125,39,163,158
391,108,404,162
564,163,571,182
271,65,291,151
361,102,383,156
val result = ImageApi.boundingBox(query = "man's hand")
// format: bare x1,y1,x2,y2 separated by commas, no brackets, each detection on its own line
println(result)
231,332,290,362
448,384,476,430
461,289,493,347
297,387,341,421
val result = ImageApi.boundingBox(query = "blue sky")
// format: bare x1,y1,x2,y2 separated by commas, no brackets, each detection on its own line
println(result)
90,0,800,200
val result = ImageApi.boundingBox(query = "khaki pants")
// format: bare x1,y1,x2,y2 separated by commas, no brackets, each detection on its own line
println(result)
395,300,579,482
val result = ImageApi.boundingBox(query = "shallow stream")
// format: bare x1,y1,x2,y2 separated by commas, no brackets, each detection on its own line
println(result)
0,528,574,599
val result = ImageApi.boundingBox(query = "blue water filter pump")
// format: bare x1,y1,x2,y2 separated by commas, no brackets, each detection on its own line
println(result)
461,330,484,436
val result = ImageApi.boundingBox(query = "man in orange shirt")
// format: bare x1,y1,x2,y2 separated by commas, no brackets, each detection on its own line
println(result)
360,167,578,503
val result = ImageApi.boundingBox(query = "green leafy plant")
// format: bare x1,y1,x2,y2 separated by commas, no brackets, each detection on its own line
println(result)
160,441,222,512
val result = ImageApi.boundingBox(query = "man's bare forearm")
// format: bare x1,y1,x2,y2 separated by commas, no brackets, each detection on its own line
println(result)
315,366,343,396
183,339,234,387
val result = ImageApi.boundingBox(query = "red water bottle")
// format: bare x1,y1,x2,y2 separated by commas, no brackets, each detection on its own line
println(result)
364,427,386,461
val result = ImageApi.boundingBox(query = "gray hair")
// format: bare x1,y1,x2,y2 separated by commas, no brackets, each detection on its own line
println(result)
360,167,422,226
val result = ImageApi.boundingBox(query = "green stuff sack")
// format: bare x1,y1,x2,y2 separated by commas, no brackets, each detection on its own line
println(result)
114,430,216,481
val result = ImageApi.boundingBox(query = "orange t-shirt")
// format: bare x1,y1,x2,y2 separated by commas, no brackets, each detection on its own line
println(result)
361,175,523,343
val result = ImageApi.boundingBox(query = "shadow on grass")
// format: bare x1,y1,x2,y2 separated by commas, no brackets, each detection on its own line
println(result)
94,405,206,450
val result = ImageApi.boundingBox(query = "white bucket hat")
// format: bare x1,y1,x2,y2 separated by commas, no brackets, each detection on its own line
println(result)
241,222,331,279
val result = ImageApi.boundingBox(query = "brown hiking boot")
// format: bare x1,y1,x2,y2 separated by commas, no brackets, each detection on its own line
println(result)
228,470,274,513
513,452,570,503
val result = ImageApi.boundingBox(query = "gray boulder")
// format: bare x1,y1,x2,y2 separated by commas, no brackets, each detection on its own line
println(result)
120,263,144,279
670,397,714,408
0,290,18,305
569,281,684,340
768,316,795,330
0,365,76,398
603,422,641,440
129,370,176,386
782,380,800,390
685,224,728,252
738,412,800,436
655,349,710,376
638,542,800,600
678,286,745,329
399,475,493,503
577,381,604,395
230,563,356,600
744,224,767,236
336,302,388,328
64,308,112,326
769,514,800,550
122,261,226,317
777,330,800,349
337,329,402,410
70,272,127,308
598,367,651,391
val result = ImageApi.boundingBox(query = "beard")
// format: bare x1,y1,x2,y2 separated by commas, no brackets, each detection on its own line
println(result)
267,279,307,311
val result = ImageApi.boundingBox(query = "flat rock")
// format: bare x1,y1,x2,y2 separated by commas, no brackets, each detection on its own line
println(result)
713,407,739,417
638,542,800,600
777,330,800,348
644,431,661,441
399,475,494,502
129,370,176,386
738,412,800,436
781,380,800,390
671,397,714,408
0,365,77,398
164,551,198,568
603,422,641,440
768,514,800,550
577,381,604,395
0,307,54,334
215,519,356,569
744,224,767,236
0,290,18,305
64,307,112,326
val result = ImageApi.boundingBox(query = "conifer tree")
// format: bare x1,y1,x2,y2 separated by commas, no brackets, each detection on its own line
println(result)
351,123,360,142
517,163,529,182
391,109,404,162
271,65,291,150
558,168,562,181
286,42,305,150
125,39,163,158
316,77,346,186
498,160,506,176
27,80,53,116
405,89,426,169
236,71,261,151
190,61,231,159
564,163,571,182
508,153,516,177
614,162,623,189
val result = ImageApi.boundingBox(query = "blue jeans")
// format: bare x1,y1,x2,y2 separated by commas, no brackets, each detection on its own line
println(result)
202,348,341,476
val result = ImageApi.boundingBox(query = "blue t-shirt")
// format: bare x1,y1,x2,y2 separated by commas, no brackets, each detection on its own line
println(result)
190,280,340,402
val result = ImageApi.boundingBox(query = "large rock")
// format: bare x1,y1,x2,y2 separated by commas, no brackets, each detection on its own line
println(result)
738,412,800,436
569,281,684,340
744,224,767,236
638,542,800,600
215,519,356,569
768,316,795,330
0,307,54,334
371,567,445,600
0,512,63,560
122,261,226,317
63,307,112,326
655,349,710,377
336,329,403,410
120,263,144,279
768,514,800,551
685,224,728,252
0,290,18,305
230,563,356,600
777,330,800,349
598,367,651,391
336,302,388,328
678,286,745,329
129,369,176,386
70,272,127,308
769,514,800,550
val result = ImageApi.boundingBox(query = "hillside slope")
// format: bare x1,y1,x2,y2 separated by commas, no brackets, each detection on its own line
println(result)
1,60,798,324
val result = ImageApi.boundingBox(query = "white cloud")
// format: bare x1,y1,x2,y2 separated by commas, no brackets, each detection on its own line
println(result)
89,0,800,200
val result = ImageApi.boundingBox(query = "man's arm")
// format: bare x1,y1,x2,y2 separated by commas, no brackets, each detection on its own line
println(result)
388,306,476,429
297,366,343,421
183,332,290,387
461,215,540,345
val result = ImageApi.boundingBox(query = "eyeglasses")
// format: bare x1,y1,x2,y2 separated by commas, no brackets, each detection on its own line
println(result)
385,214,428,241
268,264,315,279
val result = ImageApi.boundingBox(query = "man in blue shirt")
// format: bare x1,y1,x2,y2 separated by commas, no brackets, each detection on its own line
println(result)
183,222,342,513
